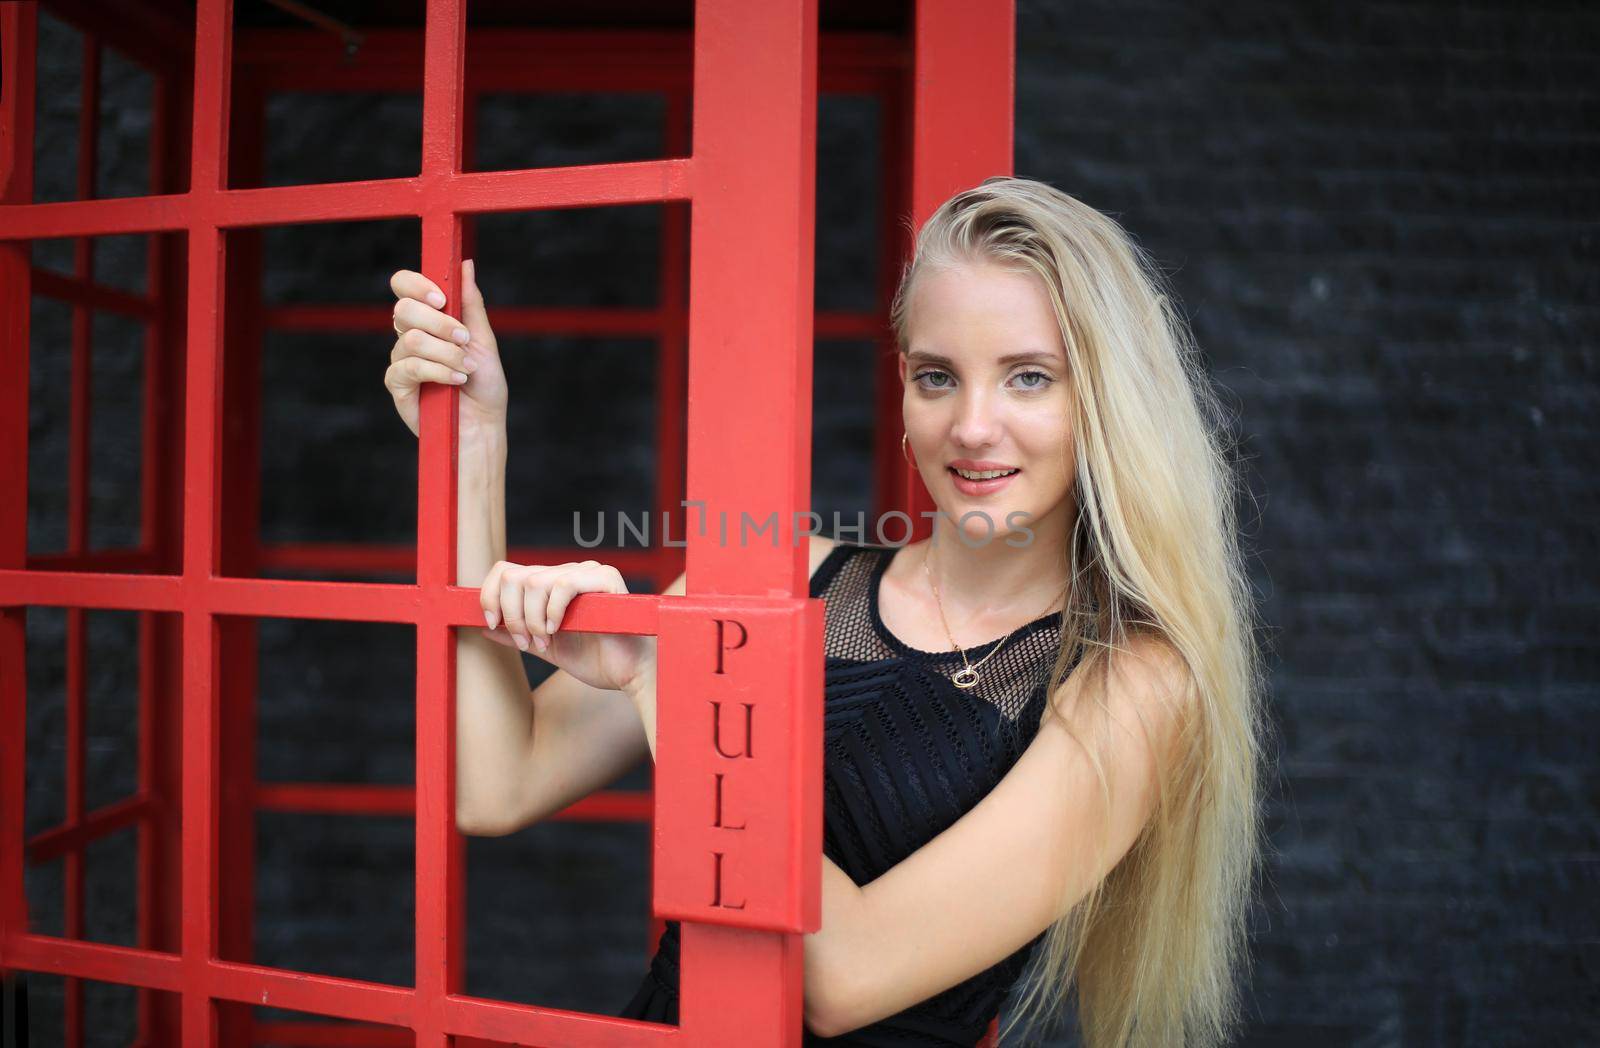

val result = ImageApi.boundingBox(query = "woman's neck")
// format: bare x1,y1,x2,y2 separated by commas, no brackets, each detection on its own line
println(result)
903,513,1073,625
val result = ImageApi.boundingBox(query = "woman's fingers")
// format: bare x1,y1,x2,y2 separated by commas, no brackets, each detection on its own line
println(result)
542,575,575,637
385,357,468,401
390,327,473,378
543,562,622,636
541,578,576,640
521,584,550,655
493,565,528,649
475,561,622,656
499,566,551,652
390,269,446,310
393,297,473,355
479,560,510,631
389,273,478,380
390,300,470,379
458,259,495,347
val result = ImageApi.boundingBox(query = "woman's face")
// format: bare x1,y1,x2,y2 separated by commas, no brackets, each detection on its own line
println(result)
900,258,1076,546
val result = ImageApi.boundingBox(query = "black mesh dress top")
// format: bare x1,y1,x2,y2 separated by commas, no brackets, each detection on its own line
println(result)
617,541,1072,1046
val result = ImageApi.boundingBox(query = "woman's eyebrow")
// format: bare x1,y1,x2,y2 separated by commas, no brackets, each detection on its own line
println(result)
906,349,1061,367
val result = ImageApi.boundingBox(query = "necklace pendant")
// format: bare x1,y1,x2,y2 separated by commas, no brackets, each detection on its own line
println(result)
952,666,981,689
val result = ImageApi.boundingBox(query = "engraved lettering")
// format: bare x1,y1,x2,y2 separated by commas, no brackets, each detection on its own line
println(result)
710,852,746,910
713,772,747,829
711,618,749,675
710,699,755,759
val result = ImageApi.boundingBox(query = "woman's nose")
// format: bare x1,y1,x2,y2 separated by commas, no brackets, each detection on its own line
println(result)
950,389,1002,446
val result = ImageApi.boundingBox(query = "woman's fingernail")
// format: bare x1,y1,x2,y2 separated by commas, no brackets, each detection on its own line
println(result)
485,610,498,630
545,617,555,634
451,327,469,344
426,291,445,308
450,371,468,383
513,633,529,651
533,636,547,653
462,358,478,373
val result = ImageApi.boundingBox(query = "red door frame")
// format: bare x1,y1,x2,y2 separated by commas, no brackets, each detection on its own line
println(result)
0,1,1015,1044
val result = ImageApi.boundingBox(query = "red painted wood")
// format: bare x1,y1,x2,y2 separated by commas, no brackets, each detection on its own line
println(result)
654,597,826,934
27,267,158,317
144,46,190,1042
670,1,822,1043
901,0,1017,556
215,68,267,1048
0,0,1020,1043
415,2,468,1044
59,29,102,1045
35,0,189,77
0,5,37,1021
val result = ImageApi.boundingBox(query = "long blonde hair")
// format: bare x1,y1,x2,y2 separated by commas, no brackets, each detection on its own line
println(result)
888,176,1268,1047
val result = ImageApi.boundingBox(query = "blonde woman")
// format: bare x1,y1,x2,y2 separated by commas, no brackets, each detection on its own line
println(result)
384,176,1266,1046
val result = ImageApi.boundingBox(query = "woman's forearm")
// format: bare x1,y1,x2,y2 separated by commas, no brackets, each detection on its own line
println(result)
456,424,507,584
623,655,658,762
453,425,536,833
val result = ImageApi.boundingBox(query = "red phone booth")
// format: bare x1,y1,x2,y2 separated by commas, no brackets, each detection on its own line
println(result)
0,1,1016,1044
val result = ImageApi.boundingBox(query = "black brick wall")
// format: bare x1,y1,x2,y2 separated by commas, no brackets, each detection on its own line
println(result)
1009,2,1598,1044
15,2,1598,1045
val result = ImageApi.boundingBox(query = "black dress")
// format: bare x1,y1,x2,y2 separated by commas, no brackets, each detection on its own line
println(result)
617,541,1069,1046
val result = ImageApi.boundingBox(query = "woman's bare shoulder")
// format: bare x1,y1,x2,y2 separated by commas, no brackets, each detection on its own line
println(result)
807,533,841,577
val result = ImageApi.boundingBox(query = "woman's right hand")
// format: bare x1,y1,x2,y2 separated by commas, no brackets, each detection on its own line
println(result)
479,559,657,695
386,259,508,439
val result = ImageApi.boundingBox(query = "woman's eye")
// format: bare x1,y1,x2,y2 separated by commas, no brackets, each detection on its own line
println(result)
914,368,1052,391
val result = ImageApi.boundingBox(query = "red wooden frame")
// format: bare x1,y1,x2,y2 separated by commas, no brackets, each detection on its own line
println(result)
0,1,1015,1044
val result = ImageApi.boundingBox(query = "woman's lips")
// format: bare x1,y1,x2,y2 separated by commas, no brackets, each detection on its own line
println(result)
948,466,1019,496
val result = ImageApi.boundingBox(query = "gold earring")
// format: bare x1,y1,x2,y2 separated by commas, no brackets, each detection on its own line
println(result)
902,432,914,466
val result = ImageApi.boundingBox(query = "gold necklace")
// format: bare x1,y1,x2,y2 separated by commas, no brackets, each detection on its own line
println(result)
921,544,1059,690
